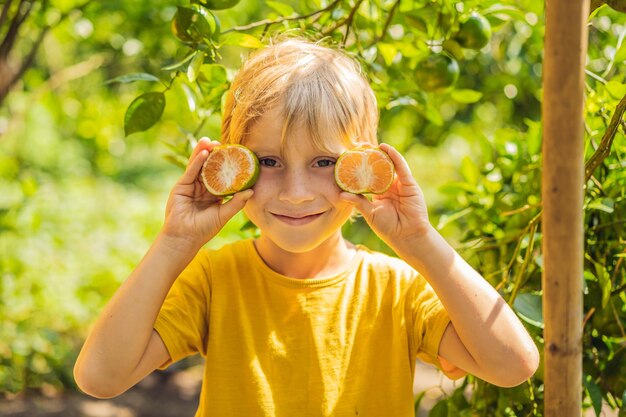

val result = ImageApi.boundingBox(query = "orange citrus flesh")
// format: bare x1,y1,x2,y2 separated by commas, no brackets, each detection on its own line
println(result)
201,144,259,196
334,147,395,194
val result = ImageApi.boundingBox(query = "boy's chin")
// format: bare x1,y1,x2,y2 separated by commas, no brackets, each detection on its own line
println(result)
260,233,339,255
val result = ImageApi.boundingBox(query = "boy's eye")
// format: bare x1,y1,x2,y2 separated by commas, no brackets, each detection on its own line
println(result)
315,159,335,168
259,158,279,167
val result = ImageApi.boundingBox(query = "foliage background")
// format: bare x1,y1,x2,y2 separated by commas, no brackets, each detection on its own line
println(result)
0,0,625,415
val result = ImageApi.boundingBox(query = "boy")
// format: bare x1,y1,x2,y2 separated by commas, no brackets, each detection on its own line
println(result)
74,38,539,416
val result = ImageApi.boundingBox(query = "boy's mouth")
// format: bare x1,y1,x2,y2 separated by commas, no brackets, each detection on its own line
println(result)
271,211,325,225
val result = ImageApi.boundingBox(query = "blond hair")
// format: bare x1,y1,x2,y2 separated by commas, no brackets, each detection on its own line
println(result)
221,37,379,152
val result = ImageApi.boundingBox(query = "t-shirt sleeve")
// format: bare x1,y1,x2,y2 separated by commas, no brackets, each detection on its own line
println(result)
154,250,211,369
411,275,451,370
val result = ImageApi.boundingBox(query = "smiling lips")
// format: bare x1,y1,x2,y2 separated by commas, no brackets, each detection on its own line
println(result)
271,212,325,225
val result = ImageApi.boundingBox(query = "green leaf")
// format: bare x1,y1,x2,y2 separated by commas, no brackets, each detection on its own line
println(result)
210,11,221,41
588,197,614,213
240,220,259,232
404,13,428,33
162,50,197,71
194,0,240,11
620,390,626,417
525,119,542,156
460,156,480,184
423,104,444,126
265,1,294,16
163,140,190,159
195,64,228,107
199,64,228,85
584,374,603,417
614,39,626,63
451,89,483,103
163,153,187,169
124,92,166,136
594,263,611,309
442,39,464,62
605,81,626,100
220,33,264,49
172,6,214,43
513,293,544,329
414,391,426,415
187,51,205,83
439,181,479,195
377,42,397,66
181,83,198,112
481,4,525,21
429,399,448,417
589,4,607,20
436,207,472,230
105,73,161,85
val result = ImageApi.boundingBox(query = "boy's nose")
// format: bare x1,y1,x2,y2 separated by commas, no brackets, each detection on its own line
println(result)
277,169,315,204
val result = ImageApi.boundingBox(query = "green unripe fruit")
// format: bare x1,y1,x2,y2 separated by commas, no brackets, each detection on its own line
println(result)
455,13,492,50
415,53,460,92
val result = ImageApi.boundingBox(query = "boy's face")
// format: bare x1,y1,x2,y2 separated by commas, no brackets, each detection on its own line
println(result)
242,107,354,253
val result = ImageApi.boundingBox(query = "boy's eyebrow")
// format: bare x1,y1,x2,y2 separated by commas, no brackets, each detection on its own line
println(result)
249,147,281,155
250,145,342,156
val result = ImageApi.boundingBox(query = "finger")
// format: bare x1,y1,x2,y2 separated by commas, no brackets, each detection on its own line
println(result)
188,137,220,163
180,149,209,185
339,192,376,220
379,143,416,185
188,137,210,162
218,189,254,223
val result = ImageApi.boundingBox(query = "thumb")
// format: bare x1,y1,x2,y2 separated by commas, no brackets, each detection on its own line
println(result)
339,192,375,220
218,189,254,222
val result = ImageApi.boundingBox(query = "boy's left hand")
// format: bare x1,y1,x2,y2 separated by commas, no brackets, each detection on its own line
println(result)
339,143,432,248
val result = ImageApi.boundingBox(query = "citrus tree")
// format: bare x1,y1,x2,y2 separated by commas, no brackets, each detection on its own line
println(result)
1,0,625,415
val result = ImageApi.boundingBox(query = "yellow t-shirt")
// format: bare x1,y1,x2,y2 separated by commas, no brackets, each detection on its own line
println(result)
154,239,451,417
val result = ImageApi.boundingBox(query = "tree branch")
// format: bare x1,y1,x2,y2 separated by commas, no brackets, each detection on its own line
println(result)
340,0,364,45
585,92,626,181
0,0,95,106
321,0,363,38
0,0,30,58
222,0,342,34
366,0,401,48
10,26,48,86
0,0,15,30
612,281,626,296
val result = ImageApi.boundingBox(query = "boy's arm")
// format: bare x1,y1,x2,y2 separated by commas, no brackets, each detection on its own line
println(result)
74,138,253,398
340,144,539,387
73,234,198,399
397,226,539,387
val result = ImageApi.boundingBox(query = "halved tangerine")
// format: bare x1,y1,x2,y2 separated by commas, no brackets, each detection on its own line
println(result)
200,144,259,196
334,147,395,194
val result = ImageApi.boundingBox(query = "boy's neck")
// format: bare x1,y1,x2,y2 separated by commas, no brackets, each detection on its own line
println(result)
253,233,358,280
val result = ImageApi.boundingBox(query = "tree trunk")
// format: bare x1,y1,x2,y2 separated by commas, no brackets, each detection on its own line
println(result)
541,0,589,416
0,58,16,106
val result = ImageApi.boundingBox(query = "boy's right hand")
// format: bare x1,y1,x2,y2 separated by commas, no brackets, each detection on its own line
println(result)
161,138,254,250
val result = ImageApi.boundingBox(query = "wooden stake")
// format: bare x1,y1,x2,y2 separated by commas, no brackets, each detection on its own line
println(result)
542,0,589,415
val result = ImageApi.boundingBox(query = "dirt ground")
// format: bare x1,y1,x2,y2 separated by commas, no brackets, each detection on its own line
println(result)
0,362,618,417
0,362,454,417
0,366,203,417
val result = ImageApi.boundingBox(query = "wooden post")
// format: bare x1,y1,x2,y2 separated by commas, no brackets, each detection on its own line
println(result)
542,0,589,416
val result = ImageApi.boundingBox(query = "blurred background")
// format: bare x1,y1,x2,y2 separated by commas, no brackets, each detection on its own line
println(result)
1,0,625,415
